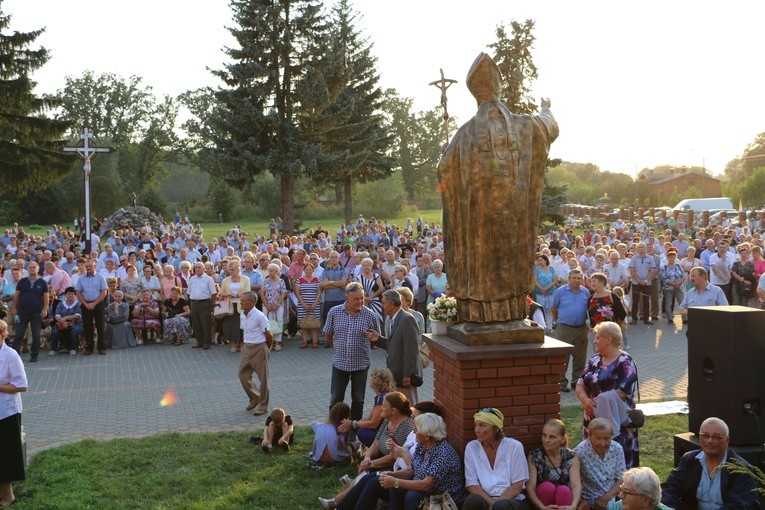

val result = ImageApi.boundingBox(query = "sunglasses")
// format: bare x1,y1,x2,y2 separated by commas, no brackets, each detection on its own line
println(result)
479,408,501,418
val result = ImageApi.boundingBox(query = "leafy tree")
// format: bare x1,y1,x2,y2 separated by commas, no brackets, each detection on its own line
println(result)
55,72,178,198
489,19,538,115
724,132,765,186
205,0,326,234
139,185,170,218
383,89,455,202
206,178,237,224
487,19,567,227
0,4,72,194
55,71,156,145
299,0,393,223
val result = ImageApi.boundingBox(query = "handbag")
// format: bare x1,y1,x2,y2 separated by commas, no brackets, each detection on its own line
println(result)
299,316,322,329
409,373,423,387
419,342,431,369
419,491,459,510
213,298,234,319
268,311,283,335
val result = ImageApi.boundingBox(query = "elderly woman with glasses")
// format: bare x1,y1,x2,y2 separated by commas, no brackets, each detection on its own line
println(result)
611,467,671,510
463,408,529,510
574,418,625,510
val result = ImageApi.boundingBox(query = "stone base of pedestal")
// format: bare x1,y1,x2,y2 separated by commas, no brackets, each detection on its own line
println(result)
448,319,544,346
425,332,573,453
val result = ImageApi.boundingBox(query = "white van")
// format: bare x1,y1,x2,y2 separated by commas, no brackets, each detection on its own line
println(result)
672,197,734,213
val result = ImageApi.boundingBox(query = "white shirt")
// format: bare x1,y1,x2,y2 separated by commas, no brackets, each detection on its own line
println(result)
240,306,270,344
0,342,27,420
187,274,217,300
464,437,529,499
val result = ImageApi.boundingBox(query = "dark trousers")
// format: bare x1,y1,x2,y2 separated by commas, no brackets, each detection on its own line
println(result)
631,283,651,321
330,365,369,422
715,282,733,305
82,301,106,352
189,299,212,345
13,313,42,356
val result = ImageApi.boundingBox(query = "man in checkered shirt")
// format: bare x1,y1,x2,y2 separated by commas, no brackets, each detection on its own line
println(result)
323,281,381,428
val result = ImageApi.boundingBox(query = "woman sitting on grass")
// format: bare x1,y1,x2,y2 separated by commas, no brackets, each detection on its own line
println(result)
309,402,351,468
338,367,396,448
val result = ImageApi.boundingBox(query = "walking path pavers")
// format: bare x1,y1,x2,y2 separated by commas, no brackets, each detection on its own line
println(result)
20,319,689,455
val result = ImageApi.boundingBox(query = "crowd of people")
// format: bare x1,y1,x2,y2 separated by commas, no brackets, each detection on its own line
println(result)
2,208,764,508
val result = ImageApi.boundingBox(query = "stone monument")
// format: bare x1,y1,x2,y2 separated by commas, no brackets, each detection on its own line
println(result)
437,52,559,344
425,53,572,452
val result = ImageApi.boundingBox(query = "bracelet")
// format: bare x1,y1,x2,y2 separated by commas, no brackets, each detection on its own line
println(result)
352,420,358,429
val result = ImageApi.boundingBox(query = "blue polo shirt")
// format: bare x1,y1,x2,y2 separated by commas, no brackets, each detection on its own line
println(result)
552,284,590,327
16,277,48,314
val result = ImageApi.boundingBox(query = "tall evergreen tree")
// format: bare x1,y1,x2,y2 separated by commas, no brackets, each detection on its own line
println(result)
0,3,72,194
208,0,326,234
300,0,393,223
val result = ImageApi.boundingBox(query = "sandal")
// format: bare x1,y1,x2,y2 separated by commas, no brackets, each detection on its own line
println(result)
300,342,307,349
312,342,319,348
274,343,282,351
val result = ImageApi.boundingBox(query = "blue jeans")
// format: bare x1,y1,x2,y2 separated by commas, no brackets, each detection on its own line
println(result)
330,365,369,422
50,323,84,352
388,487,426,510
13,313,42,356
336,473,389,510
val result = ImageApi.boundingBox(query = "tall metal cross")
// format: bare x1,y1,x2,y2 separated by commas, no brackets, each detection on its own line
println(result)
429,69,457,146
61,125,115,252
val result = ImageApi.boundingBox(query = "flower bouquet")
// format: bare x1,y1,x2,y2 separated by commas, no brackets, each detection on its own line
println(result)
427,295,457,334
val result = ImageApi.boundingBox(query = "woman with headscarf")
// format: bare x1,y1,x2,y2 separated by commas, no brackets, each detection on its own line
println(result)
463,408,530,510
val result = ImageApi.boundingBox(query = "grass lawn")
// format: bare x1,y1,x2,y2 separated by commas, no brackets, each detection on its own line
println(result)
14,407,688,509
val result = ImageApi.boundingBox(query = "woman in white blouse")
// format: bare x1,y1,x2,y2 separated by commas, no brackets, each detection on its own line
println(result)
0,319,28,507
463,407,530,510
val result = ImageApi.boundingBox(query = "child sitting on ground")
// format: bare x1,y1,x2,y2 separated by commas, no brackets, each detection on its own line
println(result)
256,408,294,453
309,402,351,468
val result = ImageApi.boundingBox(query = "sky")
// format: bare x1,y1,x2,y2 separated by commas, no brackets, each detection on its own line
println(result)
6,0,765,178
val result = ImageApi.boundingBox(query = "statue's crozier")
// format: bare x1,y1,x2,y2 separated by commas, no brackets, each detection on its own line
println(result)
438,52,559,324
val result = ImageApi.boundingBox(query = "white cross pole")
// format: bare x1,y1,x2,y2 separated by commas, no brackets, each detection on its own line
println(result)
61,126,115,252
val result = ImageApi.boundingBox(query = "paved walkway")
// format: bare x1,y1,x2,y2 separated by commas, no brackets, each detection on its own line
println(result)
20,318,688,455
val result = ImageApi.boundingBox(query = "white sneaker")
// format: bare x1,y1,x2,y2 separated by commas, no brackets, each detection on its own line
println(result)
137,340,144,346
48,350,56,356
70,349,77,355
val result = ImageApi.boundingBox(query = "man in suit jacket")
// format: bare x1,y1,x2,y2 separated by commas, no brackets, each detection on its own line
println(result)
367,289,423,404
661,417,758,510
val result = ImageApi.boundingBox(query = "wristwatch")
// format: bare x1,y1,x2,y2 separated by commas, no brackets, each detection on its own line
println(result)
394,480,400,489
352,420,358,429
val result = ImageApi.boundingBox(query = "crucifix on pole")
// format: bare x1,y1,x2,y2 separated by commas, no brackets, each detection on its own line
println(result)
61,125,115,253
429,68,457,147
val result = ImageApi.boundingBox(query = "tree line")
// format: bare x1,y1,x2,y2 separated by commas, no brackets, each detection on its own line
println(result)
1,0,568,229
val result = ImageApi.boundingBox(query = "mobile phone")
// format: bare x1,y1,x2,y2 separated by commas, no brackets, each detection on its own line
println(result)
389,433,398,446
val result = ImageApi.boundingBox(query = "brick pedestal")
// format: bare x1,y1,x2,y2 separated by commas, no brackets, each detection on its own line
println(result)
425,332,573,453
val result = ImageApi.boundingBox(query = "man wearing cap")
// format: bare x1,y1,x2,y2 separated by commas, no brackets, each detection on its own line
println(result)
464,407,529,510
660,248,686,324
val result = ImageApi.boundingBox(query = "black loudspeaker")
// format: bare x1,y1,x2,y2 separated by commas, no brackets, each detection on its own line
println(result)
687,306,765,446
